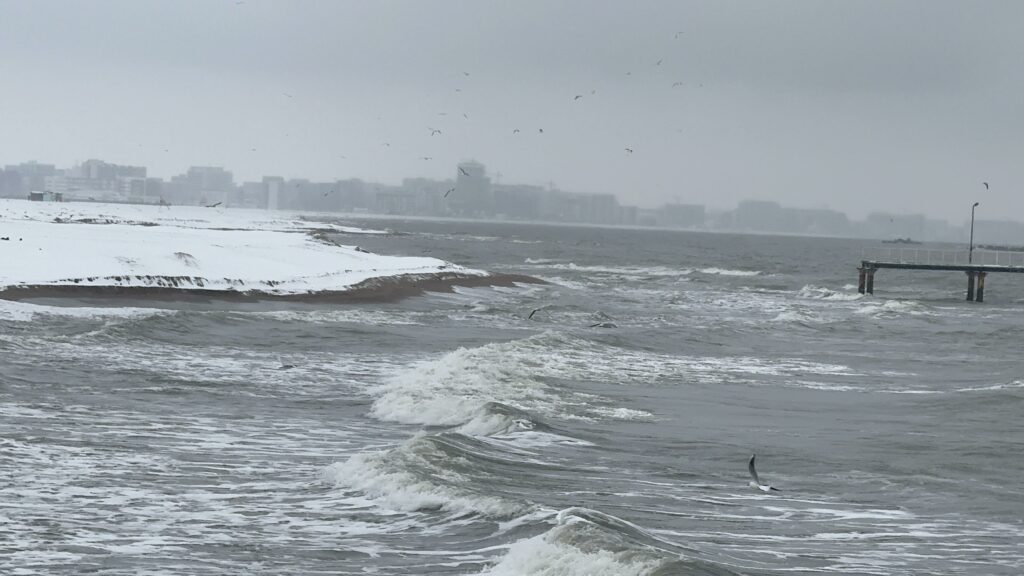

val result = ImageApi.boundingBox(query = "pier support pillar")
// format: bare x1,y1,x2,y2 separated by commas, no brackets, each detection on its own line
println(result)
857,267,866,294
865,269,875,295
966,271,976,301
976,272,987,303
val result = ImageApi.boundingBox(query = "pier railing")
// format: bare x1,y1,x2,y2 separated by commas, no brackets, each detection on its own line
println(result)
862,247,1024,268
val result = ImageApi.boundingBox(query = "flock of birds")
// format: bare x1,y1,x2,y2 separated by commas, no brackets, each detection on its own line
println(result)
254,30,700,196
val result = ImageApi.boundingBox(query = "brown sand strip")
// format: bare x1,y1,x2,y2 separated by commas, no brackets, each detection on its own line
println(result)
0,272,543,304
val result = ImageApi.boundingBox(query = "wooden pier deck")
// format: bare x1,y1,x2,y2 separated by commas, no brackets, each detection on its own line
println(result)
859,248,1024,301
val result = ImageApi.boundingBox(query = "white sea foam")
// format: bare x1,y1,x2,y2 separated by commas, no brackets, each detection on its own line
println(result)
855,299,933,317
524,261,692,277
480,528,660,576
588,407,655,421
0,299,171,322
525,262,762,278
369,340,563,427
480,510,667,576
697,267,761,276
323,435,528,518
956,380,1024,392
770,309,825,324
797,285,863,301
456,405,539,437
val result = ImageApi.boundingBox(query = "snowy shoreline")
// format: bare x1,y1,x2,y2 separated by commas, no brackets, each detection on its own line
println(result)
0,199,533,301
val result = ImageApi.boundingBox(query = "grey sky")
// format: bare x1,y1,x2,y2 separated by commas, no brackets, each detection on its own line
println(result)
1,0,1021,221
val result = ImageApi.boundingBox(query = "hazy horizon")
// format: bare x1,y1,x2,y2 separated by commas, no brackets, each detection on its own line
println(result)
2,0,1021,221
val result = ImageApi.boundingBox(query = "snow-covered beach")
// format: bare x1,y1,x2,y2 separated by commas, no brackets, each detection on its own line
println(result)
0,199,526,301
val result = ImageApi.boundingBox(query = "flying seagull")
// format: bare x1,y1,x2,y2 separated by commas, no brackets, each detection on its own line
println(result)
538,128,544,134
420,156,432,160
748,454,780,492
458,167,470,176
444,187,455,198
574,94,583,101
429,127,442,136
625,147,633,154
983,182,989,189
512,128,520,134
672,81,683,88
205,201,222,208
528,308,542,319
655,59,662,66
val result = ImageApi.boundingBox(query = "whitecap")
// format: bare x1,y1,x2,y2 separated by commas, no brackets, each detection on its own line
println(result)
322,435,528,518
797,285,863,301
697,267,762,276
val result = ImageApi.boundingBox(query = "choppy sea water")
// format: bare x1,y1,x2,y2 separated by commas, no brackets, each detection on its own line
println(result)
2,220,1023,575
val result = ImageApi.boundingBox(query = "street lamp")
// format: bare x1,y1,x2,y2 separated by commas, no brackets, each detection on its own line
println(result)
969,201,980,264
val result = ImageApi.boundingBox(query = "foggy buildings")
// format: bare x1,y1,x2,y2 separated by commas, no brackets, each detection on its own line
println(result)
450,161,492,216
50,159,148,200
1,161,56,198
734,200,785,232
728,200,851,237
6,155,1008,242
168,166,234,205
863,212,926,241
494,184,543,220
660,203,706,228
1,160,150,202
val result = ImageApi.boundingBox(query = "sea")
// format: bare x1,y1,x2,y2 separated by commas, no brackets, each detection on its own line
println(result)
2,219,1023,575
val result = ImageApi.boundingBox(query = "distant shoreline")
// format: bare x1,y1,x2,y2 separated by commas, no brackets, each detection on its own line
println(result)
0,272,543,305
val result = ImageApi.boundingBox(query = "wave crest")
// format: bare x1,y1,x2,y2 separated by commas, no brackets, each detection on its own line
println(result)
481,507,735,576
323,433,529,518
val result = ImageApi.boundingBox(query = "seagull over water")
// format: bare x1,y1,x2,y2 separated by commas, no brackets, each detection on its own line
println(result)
748,454,780,492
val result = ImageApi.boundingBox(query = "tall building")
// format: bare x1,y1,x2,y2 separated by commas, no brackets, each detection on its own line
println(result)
3,161,56,195
182,166,234,205
451,161,492,215
264,176,284,210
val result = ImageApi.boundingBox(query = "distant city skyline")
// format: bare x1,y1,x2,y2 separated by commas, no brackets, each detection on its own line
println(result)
6,155,1024,245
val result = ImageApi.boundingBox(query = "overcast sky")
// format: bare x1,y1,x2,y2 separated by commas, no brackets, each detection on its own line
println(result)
1,0,1021,221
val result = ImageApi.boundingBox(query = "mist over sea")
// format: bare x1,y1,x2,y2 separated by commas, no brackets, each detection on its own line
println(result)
2,219,1023,575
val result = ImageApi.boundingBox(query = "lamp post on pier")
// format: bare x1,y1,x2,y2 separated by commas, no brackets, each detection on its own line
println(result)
969,202,980,264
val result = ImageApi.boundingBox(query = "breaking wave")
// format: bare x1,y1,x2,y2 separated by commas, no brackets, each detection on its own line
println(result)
855,299,933,317
323,433,532,518
481,507,733,576
369,332,852,429
797,285,863,301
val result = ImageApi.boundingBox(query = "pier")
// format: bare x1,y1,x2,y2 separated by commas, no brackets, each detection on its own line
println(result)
858,247,1024,302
